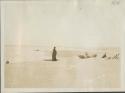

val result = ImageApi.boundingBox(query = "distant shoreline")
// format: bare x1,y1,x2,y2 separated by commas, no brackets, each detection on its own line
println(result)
5,44,120,51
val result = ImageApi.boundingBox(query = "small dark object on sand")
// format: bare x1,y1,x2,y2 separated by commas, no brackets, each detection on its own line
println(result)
6,60,10,64
107,57,111,59
112,53,120,59
78,55,85,59
102,53,107,58
92,54,97,58
34,49,40,51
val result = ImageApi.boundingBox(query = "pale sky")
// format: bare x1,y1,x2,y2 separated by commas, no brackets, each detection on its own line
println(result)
2,0,124,48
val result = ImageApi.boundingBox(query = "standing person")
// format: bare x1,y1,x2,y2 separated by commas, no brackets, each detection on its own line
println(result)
52,46,57,61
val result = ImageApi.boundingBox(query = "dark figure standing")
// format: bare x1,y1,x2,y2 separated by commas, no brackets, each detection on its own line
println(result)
52,46,57,61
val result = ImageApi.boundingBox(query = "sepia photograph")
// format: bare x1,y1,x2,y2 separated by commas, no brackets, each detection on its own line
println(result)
1,0,125,92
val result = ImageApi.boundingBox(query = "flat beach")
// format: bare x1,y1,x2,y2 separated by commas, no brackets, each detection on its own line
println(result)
5,46,120,88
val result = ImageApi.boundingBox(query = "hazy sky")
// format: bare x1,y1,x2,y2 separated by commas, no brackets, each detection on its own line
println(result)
2,0,124,48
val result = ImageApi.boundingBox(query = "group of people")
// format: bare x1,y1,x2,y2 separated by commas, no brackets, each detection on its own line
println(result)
78,52,119,60
52,46,119,61
6,46,119,64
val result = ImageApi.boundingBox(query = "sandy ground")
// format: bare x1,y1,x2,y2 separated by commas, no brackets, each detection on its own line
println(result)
4,46,120,88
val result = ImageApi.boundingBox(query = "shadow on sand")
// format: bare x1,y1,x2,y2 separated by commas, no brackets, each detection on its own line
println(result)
43,59,58,61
